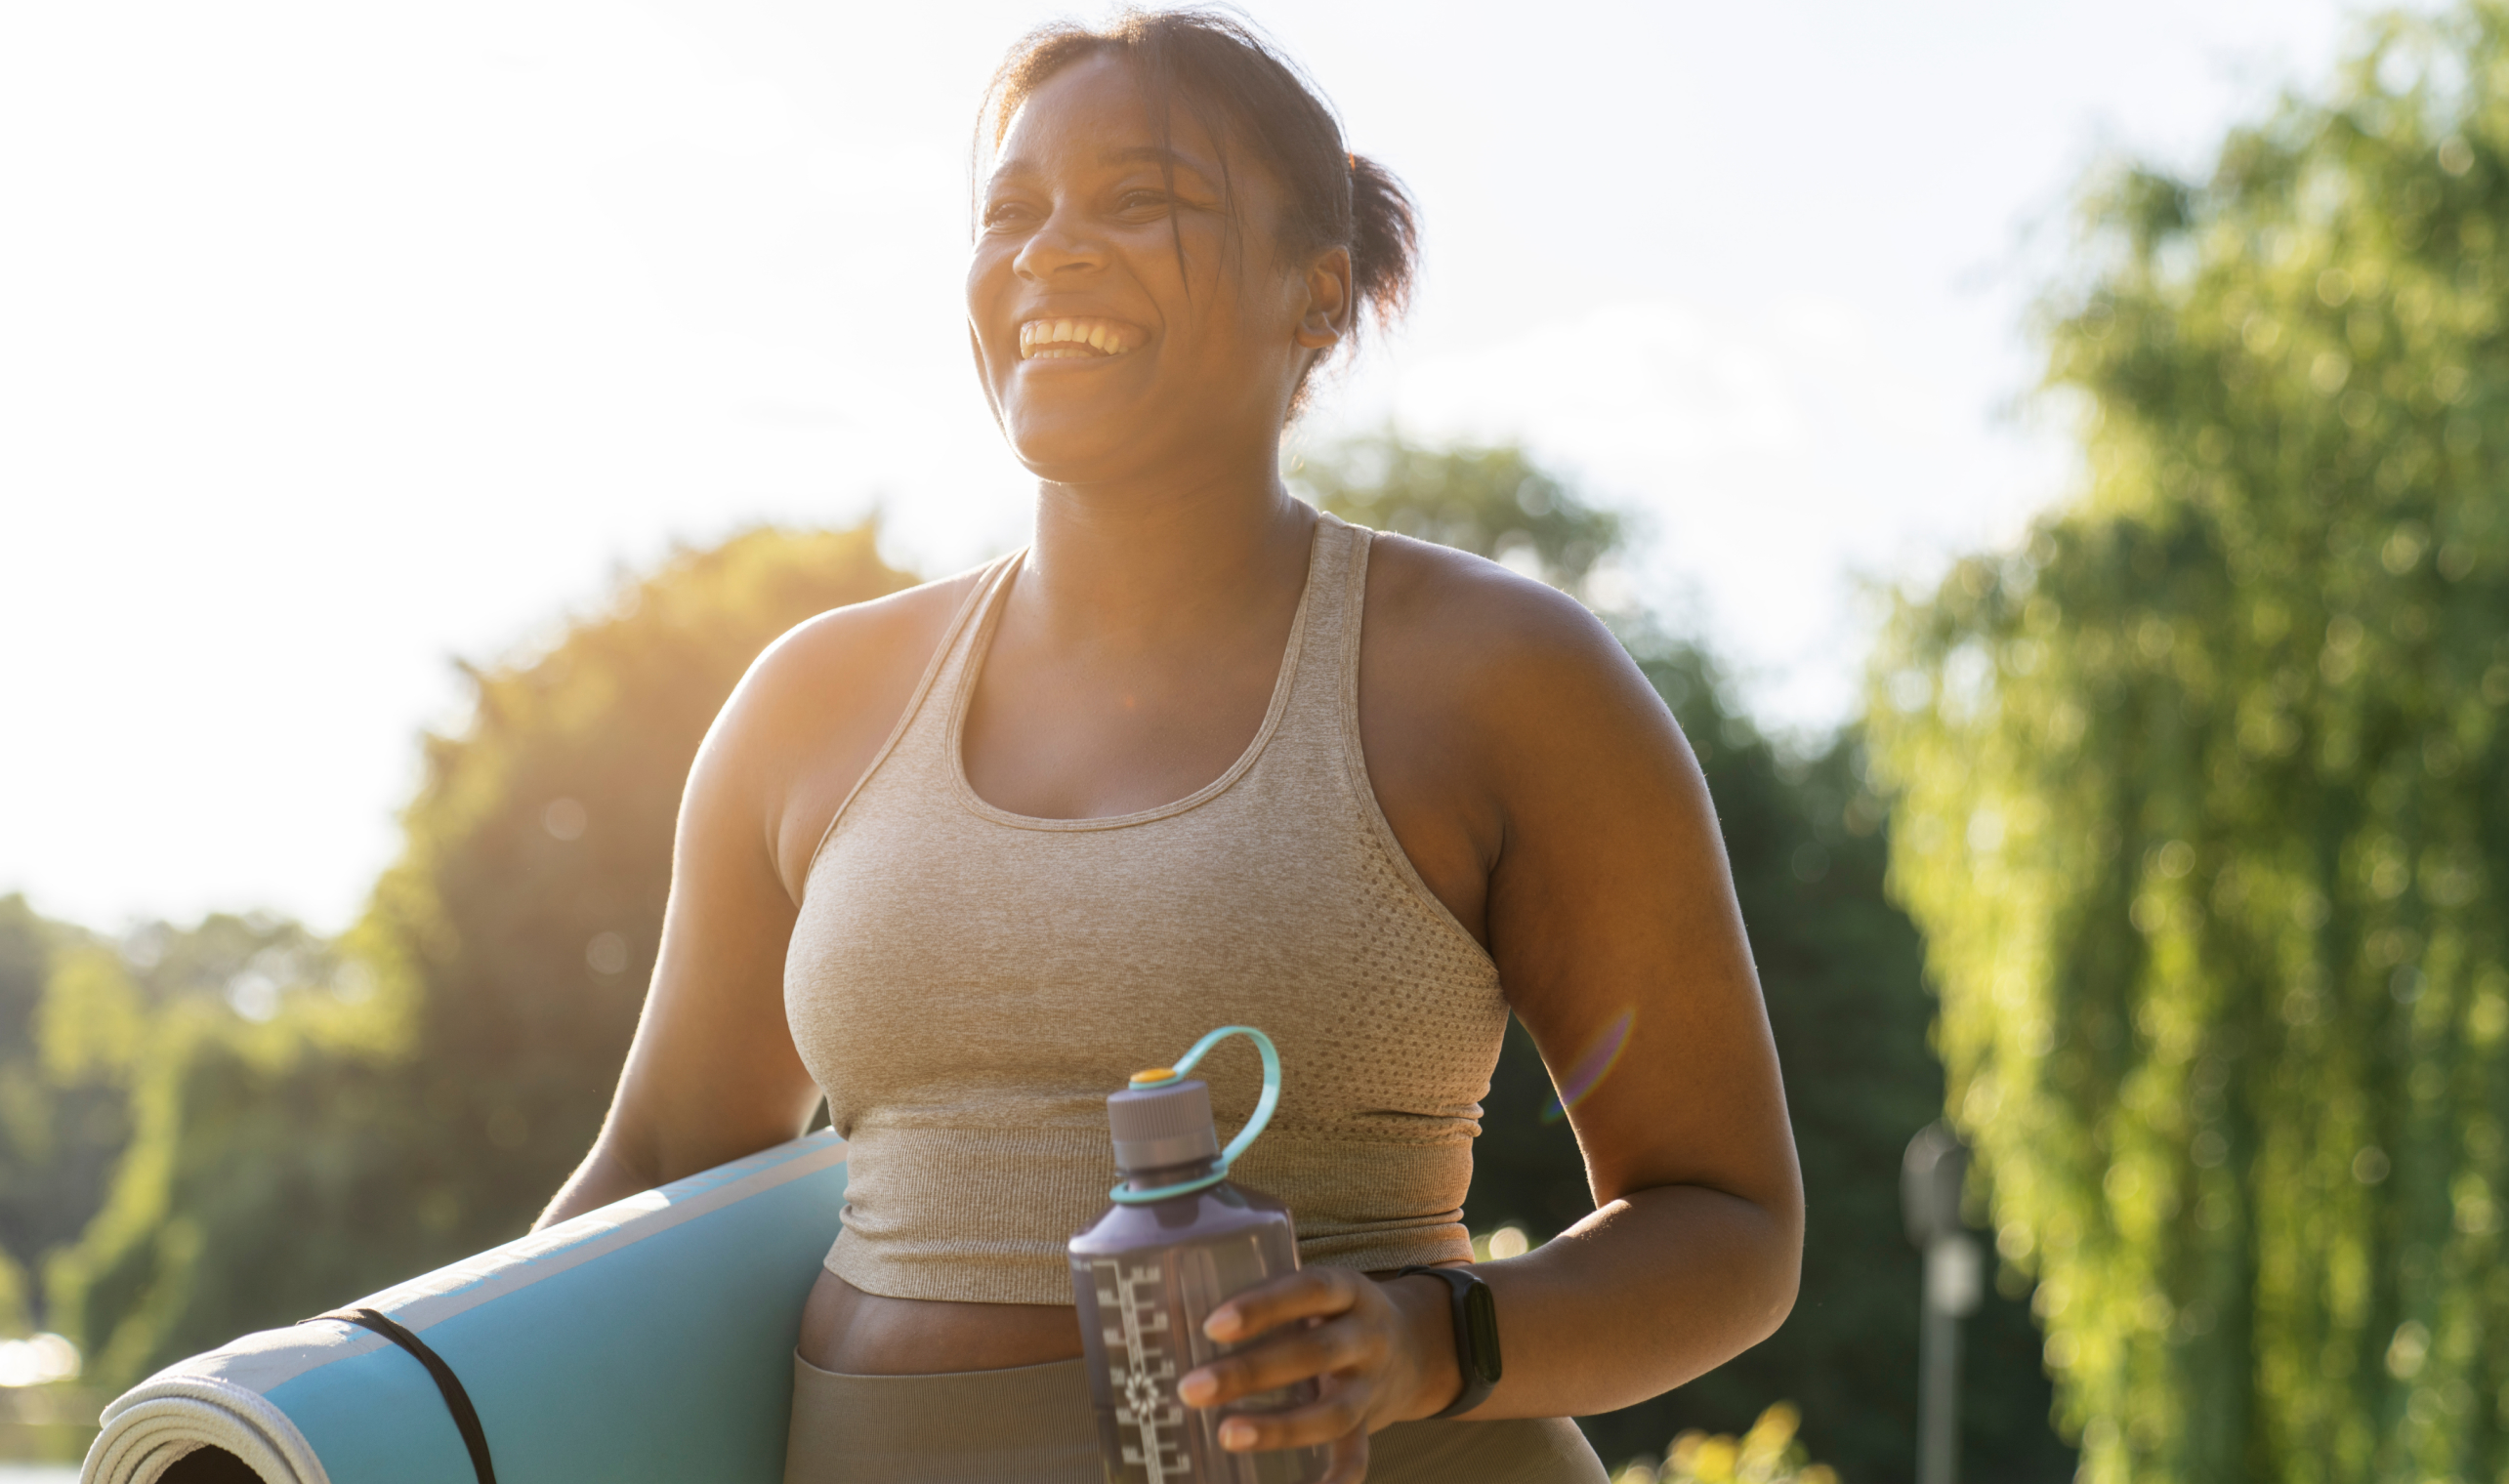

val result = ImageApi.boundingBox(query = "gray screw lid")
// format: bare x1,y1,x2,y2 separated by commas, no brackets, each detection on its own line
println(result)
1108,1078,1221,1172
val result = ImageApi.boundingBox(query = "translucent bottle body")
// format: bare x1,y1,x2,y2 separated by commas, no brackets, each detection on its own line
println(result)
1069,1177,1329,1484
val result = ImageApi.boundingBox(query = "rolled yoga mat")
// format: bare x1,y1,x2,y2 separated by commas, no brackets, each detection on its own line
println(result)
82,1132,849,1484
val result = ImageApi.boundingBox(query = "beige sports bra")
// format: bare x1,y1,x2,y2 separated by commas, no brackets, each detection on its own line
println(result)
782,513,1509,1305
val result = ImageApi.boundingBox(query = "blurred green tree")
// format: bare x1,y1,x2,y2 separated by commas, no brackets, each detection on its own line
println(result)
1292,433,1623,598
0,892,83,1335
0,900,325,1338
51,524,913,1389
42,912,389,1385
1868,11,2509,1481
1307,443,2070,1481
46,961,412,1389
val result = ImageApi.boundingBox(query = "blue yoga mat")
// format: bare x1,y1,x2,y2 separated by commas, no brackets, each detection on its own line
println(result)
82,1133,848,1484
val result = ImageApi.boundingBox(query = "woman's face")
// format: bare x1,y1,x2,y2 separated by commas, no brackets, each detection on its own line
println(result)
968,54,1348,486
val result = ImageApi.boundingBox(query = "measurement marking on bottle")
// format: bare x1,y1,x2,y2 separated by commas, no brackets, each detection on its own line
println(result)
1095,1258,1188,1482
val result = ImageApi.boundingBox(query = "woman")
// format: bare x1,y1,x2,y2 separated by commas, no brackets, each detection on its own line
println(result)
536,12,1802,1482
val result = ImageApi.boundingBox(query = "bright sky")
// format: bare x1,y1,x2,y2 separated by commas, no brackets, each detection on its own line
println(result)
0,0,2418,933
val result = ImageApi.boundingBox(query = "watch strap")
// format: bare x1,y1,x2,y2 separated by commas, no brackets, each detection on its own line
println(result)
1397,1264,1501,1420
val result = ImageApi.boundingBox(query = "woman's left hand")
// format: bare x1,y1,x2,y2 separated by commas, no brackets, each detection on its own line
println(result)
1175,1268,1461,1484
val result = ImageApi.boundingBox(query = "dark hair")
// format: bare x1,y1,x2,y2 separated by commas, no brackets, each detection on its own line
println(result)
978,7,1420,393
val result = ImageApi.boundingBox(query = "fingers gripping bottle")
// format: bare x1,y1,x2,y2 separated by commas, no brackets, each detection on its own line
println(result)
1069,1026,1329,1484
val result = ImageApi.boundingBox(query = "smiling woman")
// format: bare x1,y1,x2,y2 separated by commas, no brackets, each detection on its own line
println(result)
532,10,1801,1484
963,24,1414,504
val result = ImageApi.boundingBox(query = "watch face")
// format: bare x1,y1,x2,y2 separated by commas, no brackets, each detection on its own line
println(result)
1463,1280,1503,1381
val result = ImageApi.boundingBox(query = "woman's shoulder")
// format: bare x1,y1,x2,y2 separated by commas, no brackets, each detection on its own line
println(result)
699,563,998,897
1359,527,1694,810
1359,530,1640,709
1350,530,1694,945
740,559,999,743
749,562,995,704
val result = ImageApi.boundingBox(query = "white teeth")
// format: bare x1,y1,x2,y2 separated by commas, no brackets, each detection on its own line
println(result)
1018,317,1133,360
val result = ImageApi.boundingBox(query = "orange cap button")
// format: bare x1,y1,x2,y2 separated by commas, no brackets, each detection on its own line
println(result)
1130,1067,1177,1086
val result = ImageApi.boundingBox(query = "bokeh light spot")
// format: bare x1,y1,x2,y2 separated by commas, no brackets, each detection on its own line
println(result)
585,931,629,975
544,797,588,841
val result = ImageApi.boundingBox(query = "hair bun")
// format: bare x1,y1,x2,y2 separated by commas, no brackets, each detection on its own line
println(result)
1345,152,1419,331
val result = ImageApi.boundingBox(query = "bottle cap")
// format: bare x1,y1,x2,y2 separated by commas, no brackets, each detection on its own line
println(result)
1107,1077,1221,1172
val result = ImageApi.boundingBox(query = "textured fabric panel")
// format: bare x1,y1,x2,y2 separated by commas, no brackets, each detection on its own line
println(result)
782,1355,1102,1484
787,515,1510,1304
1367,1415,1611,1484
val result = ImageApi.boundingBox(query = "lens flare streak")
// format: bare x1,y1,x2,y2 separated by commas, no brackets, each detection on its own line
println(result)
1539,1009,1634,1124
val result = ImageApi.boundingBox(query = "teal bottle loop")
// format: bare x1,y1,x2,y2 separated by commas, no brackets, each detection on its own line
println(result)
1108,1025,1281,1205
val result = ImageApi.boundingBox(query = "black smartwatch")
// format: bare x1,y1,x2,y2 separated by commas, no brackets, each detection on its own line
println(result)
1397,1265,1502,1419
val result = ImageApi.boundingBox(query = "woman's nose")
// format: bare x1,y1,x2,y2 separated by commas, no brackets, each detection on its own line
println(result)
1013,209,1107,281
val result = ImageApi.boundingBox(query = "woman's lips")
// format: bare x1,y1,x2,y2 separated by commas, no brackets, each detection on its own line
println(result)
1018,316,1141,360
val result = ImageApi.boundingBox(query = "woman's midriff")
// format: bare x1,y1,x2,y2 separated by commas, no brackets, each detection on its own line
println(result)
796,1263,1422,1375
798,1270,1086,1375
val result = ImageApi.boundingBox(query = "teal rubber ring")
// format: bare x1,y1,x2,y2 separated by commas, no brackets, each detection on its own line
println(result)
1108,1025,1280,1204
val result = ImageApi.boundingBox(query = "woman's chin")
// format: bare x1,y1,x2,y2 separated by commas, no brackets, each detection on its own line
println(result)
1000,414,1158,487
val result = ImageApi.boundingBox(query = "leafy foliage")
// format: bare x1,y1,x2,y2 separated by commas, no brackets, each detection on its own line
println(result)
0,892,81,1336
0,899,336,1341
1646,1402,1839,1484
1868,10,2509,1480
47,975,415,1390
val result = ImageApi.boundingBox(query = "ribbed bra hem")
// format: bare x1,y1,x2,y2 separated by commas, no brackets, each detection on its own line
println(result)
822,1226,1476,1307
819,1123,1479,1305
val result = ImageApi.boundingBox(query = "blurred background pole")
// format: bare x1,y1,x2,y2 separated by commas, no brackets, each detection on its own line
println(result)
1904,1124,1979,1484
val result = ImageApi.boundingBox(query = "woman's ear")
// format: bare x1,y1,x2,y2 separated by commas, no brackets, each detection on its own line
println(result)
1293,245,1354,350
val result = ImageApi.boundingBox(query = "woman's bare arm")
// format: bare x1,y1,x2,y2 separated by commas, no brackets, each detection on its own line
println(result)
534,576,976,1229
1450,558,1801,1414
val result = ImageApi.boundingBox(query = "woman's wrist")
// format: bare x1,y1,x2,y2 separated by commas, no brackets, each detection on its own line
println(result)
1383,1271,1467,1422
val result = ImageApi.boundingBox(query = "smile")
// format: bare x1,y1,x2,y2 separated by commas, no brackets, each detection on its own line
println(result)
1018,317,1141,360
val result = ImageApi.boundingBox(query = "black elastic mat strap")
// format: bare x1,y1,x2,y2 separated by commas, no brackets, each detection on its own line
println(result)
307,1306,498,1484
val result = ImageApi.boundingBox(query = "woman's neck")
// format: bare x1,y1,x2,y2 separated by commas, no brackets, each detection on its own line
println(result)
1022,466,1317,647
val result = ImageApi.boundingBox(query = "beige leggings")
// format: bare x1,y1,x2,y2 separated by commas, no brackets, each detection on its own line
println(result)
784,1351,1610,1484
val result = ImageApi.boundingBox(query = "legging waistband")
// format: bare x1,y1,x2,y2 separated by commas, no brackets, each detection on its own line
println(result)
781,1351,1611,1484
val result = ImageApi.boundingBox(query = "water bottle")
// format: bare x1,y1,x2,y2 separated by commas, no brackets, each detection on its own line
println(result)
1069,1026,1330,1484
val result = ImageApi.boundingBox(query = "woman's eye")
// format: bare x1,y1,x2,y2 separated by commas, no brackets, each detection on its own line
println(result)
982,202,1035,230
1117,190,1170,215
